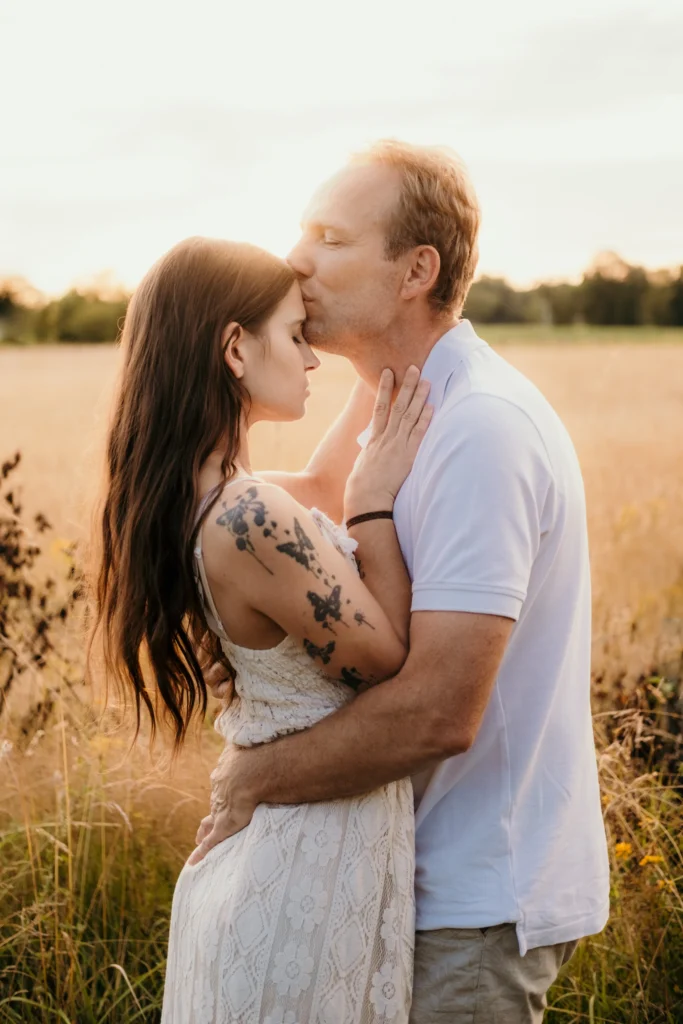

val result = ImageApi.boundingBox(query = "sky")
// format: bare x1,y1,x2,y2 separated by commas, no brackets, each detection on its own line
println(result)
1,0,682,295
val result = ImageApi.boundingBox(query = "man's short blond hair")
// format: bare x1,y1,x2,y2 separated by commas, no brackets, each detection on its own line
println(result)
352,139,481,318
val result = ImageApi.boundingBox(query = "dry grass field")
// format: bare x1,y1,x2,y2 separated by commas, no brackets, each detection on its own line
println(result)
1,334,683,1022
3,335,682,684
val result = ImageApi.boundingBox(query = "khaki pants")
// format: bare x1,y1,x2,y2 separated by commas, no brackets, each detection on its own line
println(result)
408,924,578,1023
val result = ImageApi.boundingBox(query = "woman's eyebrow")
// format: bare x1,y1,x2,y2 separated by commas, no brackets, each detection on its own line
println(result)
287,318,305,328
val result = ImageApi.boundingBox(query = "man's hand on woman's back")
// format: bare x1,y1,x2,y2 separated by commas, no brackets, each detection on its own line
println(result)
203,660,233,702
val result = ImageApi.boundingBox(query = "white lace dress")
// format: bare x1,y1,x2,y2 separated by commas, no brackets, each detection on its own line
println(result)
161,506,415,1024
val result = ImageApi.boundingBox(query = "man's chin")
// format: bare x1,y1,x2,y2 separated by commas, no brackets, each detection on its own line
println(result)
303,322,345,355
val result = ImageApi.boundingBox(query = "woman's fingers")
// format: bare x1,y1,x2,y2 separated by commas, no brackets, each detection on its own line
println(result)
408,402,435,452
368,364,431,447
398,378,431,435
368,368,394,441
385,365,421,436
204,660,231,699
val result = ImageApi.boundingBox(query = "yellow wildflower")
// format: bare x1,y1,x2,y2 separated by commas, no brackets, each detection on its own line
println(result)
657,879,676,893
639,855,664,866
614,842,632,859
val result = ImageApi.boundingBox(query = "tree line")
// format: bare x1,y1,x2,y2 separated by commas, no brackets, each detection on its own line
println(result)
465,252,683,328
0,281,128,344
1,251,683,344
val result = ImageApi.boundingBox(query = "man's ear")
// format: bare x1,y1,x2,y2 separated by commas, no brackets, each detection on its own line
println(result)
400,245,441,302
222,322,247,379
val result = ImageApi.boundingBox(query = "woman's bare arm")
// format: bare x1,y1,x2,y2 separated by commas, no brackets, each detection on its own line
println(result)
202,482,407,686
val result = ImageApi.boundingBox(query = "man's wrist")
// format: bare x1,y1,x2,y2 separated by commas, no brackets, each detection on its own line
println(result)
239,744,271,807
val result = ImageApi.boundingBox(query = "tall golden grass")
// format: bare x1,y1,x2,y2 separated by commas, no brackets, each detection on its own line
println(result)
1,335,682,1022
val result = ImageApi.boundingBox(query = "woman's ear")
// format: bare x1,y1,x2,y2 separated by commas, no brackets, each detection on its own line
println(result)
222,322,246,379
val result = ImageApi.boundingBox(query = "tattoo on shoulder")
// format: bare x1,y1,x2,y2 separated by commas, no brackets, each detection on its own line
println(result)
215,487,360,635
215,486,278,574
303,638,336,665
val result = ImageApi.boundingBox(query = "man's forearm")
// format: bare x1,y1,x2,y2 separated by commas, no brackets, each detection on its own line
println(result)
204,613,510,863
242,667,446,806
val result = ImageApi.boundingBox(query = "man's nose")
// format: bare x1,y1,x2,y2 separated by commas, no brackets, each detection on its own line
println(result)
287,238,313,279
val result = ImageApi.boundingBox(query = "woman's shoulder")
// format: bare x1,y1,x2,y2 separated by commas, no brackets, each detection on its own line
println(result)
201,477,322,576
210,477,309,539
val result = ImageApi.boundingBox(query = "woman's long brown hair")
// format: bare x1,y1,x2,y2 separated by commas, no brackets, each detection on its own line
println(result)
92,237,295,750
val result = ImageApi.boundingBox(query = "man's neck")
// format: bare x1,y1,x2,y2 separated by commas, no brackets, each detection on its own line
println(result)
350,314,458,390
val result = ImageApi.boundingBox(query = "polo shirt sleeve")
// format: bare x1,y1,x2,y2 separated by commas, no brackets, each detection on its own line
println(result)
411,393,553,620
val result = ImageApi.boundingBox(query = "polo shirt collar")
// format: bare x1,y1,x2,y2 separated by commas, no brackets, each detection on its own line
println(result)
418,318,482,412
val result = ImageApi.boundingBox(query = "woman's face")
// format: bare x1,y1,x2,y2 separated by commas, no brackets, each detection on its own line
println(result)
226,282,321,423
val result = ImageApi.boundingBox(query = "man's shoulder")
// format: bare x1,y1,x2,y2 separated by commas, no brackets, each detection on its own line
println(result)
437,344,565,454
412,386,557,502
435,387,549,454
423,373,583,510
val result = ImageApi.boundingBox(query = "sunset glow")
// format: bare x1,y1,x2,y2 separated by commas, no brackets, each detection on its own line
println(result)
1,0,682,294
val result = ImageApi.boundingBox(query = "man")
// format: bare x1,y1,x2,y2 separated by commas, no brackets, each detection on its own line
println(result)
196,140,610,1021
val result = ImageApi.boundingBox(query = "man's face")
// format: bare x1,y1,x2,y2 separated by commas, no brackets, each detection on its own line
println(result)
287,163,406,354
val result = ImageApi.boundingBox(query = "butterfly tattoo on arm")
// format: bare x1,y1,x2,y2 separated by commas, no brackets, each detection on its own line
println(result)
303,639,336,665
339,666,376,693
275,518,335,585
306,585,350,635
216,487,277,574
216,490,357,640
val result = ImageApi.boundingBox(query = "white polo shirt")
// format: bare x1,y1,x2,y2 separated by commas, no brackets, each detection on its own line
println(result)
360,320,609,955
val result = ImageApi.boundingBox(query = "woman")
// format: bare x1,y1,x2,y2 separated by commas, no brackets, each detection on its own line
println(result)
94,237,433,1023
